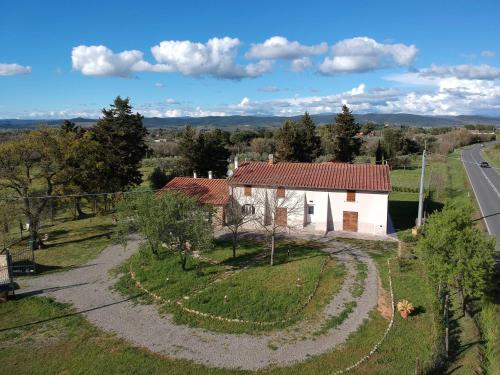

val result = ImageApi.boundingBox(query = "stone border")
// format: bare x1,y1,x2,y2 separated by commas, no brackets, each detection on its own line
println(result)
129,254,332,326
331,257,395,375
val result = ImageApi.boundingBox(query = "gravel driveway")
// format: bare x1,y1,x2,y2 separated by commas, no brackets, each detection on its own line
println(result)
19,235,379,371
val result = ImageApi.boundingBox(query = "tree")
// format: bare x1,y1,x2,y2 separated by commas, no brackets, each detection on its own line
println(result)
375,140,384,164
275,120,297,161
90,96,149,192
177,126,198,174
417,203,495,315
117,190,213,270
177,127,229,177
299,112,320,162
148,167,169,190
251,187,302,266
321,105,362,162
0,128,75,249
61,119,77,133
199,129,230,177
275,113,320,162
218,187,254,258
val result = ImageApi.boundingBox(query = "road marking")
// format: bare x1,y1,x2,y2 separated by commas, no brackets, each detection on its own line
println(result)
470,151,500,199
462,149,493,235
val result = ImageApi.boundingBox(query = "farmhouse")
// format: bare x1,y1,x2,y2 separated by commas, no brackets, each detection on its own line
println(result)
160,157,391,236
227,157,391,236
158,176,229,226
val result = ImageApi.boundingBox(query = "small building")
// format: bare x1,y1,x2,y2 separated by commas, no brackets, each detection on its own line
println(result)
227,157,391,236
158,176,229,226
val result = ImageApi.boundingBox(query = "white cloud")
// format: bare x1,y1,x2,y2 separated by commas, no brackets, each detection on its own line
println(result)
420,64,500,80
165,98,179,104
0,63,32,76
319,37,417,74
71,45,147,77
154,82,165,88
290,57,312,72
8,78,500,118
72,39,272,79
150,37,272,79
245,36,327,60
481,50,496,58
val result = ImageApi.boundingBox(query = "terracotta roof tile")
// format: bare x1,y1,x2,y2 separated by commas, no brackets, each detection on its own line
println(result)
227,162,391,192
158,177,229,205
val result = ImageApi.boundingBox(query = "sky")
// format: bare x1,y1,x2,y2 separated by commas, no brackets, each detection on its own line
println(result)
1,0,500,119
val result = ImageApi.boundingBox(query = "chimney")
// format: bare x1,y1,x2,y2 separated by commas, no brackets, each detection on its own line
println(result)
193,171,197,178
234,155,239,170
268,154,274,165
208,171,213,179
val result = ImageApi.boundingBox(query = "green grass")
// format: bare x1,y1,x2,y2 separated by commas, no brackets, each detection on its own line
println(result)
350,257,368,298
9,214,114,275
116,240,347,334
482,143,500,169
313,301,357,336
0,238,442,374
389,148,498,373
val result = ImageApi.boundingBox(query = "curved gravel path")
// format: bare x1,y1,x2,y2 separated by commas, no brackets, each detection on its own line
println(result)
20,235,379,371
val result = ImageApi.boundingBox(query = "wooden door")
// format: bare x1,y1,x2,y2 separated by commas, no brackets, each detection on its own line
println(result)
343,211,358,232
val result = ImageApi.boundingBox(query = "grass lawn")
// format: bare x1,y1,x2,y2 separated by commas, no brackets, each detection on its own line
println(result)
0,238,443,375
482,142,500,169
8,214,115,275
116,240,346,334
389,147,499,373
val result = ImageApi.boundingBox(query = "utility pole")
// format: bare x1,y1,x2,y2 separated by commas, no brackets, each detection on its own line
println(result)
416,144,427,228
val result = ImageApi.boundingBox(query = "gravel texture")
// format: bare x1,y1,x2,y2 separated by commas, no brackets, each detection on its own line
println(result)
20,234,379,371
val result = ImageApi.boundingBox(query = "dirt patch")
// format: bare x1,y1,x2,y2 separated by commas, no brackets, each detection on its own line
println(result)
377,279,392,321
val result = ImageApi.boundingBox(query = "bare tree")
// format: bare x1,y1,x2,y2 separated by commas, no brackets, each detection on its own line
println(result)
214,187,254,258
251,187,303,266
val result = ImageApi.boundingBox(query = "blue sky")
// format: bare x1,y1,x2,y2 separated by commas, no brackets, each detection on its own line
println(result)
1,0,500,118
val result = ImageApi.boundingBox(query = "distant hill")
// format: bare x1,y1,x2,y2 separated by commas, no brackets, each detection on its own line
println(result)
1,113,500,130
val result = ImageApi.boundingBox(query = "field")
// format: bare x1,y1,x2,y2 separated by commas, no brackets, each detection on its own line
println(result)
0,238,444,374
115,240,346,334
388,148,499,374
482,142,500,169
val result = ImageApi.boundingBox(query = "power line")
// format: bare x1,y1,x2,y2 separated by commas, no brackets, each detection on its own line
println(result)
0,188,164,201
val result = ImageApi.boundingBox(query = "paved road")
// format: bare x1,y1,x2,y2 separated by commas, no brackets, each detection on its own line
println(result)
462,144,500,251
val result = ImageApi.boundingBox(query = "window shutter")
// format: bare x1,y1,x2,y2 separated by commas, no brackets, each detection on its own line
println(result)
347,190,356,202
244,185,252,196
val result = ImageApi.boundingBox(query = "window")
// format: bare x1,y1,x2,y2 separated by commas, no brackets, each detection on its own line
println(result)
276,207,287,226
242,204,255,215
308,205,315,215
347,190,356,202
276,187,285,198
244,185,252,196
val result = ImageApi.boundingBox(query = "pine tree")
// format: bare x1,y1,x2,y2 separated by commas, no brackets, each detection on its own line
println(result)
299,112,320,162
275,120,297,161
325,105,362,162
90,96,149,191
177,126,199,174
375,140,384,164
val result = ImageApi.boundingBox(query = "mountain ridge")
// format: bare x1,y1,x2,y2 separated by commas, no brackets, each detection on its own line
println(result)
1,113,499,129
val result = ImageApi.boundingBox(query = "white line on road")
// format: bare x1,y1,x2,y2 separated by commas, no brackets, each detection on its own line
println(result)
470,152,500,199
462,150,493,235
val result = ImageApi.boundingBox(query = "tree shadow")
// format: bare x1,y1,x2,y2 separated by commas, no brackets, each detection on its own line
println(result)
411,305,426,316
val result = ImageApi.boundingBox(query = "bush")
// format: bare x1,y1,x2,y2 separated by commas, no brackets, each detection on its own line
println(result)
148,167,169,190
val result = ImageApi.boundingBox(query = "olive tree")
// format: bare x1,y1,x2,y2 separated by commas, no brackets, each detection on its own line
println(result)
117,189,213,270
417,202,495,315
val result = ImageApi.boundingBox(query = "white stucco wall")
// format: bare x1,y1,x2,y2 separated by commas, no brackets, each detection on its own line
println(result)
230,185,388,236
